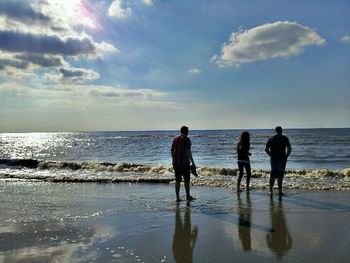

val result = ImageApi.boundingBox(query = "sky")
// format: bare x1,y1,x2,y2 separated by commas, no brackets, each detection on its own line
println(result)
0,0,349,132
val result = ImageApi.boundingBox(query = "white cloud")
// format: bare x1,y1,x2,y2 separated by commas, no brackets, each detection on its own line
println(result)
142,0,155,5
341,35,350,43
0,82,166,100
0,68,38,81
0,82,27,95
107,0,155,19
212,21,325,67
108,0,133,19
187,68,201,74
0,1,81,38
89,87,166,98
94,41,120,56
0,81,171,110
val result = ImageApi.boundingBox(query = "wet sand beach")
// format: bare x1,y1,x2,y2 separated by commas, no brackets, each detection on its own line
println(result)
0,180,349,262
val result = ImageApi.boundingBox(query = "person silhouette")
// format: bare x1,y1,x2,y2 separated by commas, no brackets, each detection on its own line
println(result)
171,126,196,202
265,126,292,196
172,205,198,263
236,131,252,192
237,192,252,251
266,197,292,259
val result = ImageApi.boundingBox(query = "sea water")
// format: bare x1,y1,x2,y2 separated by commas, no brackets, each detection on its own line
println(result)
1,182,349,262
0,129,349,190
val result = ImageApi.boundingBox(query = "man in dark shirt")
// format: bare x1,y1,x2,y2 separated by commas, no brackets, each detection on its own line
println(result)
171,126,196,202
265,126,292,196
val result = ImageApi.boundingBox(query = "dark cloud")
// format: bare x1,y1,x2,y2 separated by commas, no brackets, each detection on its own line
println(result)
0,0,50,25
0,1,116,79
60,68,86,78
0,31,96,56
0,54,62,72
0,58,28,70
59,67,99,82
15,53,62,67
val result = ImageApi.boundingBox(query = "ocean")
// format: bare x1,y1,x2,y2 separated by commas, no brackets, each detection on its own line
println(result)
1,129,350,263
1,128,349,190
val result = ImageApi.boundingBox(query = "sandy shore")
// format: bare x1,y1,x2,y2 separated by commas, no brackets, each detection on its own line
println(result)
0,180,349,262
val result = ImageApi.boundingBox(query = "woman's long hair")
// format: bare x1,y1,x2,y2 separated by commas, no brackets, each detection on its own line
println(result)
238,131,250,149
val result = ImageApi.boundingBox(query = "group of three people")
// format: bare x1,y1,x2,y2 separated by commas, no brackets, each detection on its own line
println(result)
171,126,292,202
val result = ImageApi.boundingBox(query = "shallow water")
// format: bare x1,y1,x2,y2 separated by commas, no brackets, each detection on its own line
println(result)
1,181,349,262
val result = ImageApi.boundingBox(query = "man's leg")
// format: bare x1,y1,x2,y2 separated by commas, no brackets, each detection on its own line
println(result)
183,166,193,201
174,166,182,201
277,161,286,195
277,177,283,195
184,181,191,200
269,160,276,194
269,175,275,194
175,181,181,201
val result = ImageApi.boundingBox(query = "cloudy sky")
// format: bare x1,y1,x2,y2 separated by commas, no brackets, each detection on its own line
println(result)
0,0,349,132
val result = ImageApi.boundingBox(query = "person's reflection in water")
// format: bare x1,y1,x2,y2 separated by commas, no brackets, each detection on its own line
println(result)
172,204,198,263
237,192,252,251
266,197,292,259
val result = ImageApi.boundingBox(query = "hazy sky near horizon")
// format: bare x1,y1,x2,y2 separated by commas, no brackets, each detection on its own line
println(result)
0,0,349,132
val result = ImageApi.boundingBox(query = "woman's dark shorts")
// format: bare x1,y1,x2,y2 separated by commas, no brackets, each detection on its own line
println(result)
237,161,251,177
174,165,191,182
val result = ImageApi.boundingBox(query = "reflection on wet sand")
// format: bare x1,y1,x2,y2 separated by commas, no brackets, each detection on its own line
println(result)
237,192,252,251
266,197,292,259
0,220,96,262
172,204,198,263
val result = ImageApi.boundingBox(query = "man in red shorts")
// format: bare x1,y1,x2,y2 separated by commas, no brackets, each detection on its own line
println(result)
171,126,196,202
265,126,292,196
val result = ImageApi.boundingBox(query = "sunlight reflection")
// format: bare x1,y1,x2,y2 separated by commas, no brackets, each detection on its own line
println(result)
0,133,76,159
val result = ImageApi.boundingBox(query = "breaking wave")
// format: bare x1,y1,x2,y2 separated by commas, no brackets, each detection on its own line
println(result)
0,159,349,190
1,158,349,177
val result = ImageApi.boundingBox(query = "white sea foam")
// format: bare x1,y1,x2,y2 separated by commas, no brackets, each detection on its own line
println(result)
0,159,349,190
16,159,350,178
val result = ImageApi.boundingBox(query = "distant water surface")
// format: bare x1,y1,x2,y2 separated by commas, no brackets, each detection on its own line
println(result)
1,128,349,170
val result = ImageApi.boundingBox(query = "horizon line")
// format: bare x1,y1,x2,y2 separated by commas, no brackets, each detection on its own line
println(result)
1,127,349,134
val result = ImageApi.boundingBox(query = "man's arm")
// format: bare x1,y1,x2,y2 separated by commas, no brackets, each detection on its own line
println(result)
171,151,175,165
171,141,175,165
286,137,292,158
265,139,271,156
185,138,195,166
286,145,292,158
186,149,195,167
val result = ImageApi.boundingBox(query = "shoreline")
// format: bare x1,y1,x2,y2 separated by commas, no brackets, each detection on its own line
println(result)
1,181,349,262
1,167,350,191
